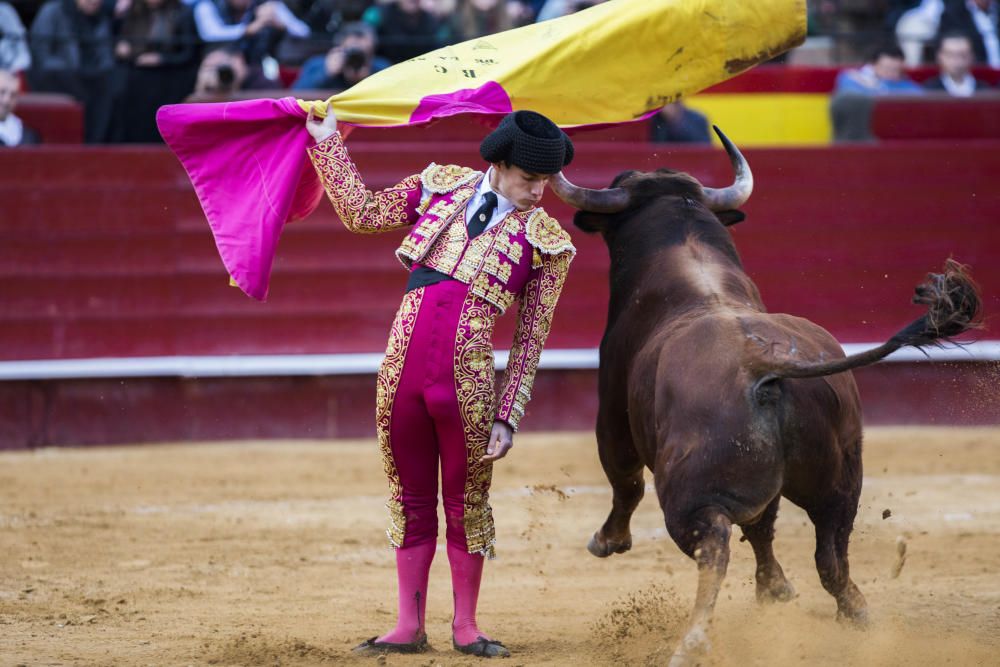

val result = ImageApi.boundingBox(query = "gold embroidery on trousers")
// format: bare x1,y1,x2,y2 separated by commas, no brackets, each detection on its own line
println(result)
376,288,424,548
454,293,499,559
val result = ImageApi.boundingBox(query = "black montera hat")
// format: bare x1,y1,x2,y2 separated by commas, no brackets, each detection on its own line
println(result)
479,110,574,175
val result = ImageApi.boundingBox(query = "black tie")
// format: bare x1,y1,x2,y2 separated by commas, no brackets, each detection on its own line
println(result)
467,191,498,239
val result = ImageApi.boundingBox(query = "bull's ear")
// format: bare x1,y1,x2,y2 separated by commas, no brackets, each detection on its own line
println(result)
715,209,746,227
573,210,609,233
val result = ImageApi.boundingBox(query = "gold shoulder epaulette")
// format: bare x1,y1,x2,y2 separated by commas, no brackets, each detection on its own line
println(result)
525,209,576,257
420,163,482,194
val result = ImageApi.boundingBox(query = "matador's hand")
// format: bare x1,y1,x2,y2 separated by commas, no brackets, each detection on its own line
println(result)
481,421,513,462
306,101,338,144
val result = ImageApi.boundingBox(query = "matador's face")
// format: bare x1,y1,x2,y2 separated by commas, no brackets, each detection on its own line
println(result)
491,163,550,212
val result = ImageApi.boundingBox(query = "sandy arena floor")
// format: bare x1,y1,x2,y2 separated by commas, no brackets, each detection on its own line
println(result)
1,427,999,666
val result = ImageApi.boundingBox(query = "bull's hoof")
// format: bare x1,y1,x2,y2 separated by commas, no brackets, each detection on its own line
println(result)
837,606,871,629
668,626,710,667
756,578,797,604
587,531,632,558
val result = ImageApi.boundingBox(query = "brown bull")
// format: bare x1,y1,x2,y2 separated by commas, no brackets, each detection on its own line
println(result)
550,130,982,666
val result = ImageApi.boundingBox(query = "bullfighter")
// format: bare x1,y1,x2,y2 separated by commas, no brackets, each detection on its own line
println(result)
305,105,576,658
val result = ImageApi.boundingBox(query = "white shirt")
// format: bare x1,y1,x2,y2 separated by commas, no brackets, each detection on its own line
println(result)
464,167,516,232
419,167,516,233
967,0,1000,68
941,72,978,96
0,112,24,147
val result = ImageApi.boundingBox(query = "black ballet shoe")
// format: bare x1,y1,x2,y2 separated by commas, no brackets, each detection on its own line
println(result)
353,632,429,655
453,635,511,658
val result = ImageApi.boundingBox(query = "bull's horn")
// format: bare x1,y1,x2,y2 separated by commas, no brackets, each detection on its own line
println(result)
549,171,630,214
702,126,753,212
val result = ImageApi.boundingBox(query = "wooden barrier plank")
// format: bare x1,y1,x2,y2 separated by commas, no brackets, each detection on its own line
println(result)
2,361,998,448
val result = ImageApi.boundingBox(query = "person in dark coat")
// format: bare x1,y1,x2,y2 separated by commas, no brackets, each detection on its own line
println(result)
365,0,443,64
650,102,711,144
291,22,388,91
113,0,201,142
937,0,1000,67
28,0,115,142
923,32,993,95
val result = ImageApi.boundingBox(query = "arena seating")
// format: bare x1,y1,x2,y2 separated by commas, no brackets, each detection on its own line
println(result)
14,93,84,144
14,66,1000,145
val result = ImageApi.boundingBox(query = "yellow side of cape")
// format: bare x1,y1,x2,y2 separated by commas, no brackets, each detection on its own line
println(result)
298,0,807,127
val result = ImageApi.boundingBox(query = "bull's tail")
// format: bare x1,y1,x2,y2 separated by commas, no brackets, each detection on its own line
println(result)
755,259,982,387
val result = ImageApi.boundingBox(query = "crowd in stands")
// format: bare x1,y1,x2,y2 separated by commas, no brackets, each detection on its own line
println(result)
0,0,997,146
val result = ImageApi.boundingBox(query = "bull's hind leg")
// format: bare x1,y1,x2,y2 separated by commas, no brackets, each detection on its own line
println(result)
666,507,732,667
589,426,644,558
809,500,869,626
740,496,796,603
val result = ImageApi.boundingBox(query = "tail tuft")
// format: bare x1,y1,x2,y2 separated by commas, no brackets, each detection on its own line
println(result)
893,259,983,348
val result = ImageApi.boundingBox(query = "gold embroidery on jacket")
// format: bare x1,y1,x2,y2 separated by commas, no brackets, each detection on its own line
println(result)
308,132,420,234
395,183,477,268
421,163,482,194
423,213,469,275
454,292,499,559
525,209,576,257
376,288,424,548
496,250,573,430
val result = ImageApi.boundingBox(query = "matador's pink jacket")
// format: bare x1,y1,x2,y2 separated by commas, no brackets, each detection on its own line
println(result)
308,132,575,430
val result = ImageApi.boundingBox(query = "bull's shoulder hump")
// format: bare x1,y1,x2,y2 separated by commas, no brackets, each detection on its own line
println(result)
525,208,576,257
420,163,482,194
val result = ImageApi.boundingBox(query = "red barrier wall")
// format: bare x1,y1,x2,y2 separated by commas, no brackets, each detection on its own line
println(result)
2,142,998,360
15,93,84,144
1,141,999,446
873,97,1000,140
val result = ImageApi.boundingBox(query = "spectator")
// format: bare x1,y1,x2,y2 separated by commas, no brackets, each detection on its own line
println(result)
0,1,30,72
886,0,926,32
113,0,200,142
297,0,371,36
187,46,248,100
937,0,1000,67
28,0,116,143
364,0,443,63
894,0,943,65
452,0,512,42
507,1,536,26
420,0,459,44
192,0,309,78
0,67,40,145
924,32,993,94
292,21,388,91
650,102,711,144
833,44,924,95
536,0,604,21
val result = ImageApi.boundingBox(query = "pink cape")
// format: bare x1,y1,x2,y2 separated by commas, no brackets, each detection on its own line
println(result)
156,92,651,301
157,98,322,301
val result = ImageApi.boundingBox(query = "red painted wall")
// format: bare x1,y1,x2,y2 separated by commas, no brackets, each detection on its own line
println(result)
2,141,999,446
2,362,998,448
1,142,997,360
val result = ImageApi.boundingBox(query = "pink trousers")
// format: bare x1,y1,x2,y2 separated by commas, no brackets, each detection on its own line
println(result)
377,280,497,557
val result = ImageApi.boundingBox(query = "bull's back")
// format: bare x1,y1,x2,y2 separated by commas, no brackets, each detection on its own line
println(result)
629,308,863,514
